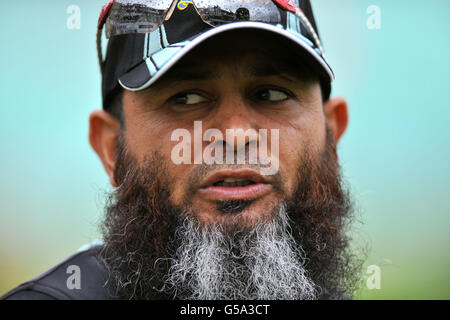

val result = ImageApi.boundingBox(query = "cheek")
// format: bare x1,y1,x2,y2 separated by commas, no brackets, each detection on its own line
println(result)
124,126,165,162
124,107,182,162
285,105,327,152
122,119,183,196
124,128,199,208
122,92,178,161
278,132,303,196
278,111,327,194
122,93,201,206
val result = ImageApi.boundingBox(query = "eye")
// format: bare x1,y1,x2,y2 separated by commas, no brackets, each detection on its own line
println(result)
173,92,208,105
255,88,290,102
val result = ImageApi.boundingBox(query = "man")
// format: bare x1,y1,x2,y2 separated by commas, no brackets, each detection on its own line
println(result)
2,0,362,300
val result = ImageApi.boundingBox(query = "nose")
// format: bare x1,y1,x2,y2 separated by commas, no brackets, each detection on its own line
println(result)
201,94,262,166
211,95,259,154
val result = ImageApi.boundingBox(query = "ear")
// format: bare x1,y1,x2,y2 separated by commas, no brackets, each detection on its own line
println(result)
89,110,121,187
323,96,349,143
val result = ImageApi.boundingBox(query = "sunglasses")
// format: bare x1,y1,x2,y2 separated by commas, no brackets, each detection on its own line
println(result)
98,0,325,57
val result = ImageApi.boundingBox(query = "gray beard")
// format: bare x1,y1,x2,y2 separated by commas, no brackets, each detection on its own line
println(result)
157,203,318,300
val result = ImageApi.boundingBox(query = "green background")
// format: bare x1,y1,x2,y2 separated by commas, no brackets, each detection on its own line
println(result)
1,0,449,299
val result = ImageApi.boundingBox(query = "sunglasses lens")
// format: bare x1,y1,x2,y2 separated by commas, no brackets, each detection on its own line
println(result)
194,0,281,26
105,0,174,38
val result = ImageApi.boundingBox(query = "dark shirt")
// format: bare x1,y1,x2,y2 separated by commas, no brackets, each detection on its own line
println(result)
1,245,113,300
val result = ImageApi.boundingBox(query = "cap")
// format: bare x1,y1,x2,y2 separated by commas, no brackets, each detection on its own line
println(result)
97,0,334,110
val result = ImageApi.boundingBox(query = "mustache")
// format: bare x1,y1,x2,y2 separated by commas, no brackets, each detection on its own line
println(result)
185,163,284,192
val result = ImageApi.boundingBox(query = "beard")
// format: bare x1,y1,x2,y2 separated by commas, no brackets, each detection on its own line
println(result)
99,127,363,300
160,204,317,300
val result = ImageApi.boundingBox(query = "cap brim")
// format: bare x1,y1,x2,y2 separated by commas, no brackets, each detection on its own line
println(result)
118,21,334,92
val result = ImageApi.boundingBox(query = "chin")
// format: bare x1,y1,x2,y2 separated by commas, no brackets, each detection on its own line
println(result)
193,201,277,229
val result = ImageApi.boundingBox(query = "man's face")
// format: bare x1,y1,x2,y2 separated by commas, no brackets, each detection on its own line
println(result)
120,32,327,227
94,32,359,300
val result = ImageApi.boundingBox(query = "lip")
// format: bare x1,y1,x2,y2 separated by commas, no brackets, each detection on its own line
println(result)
198,169,272,201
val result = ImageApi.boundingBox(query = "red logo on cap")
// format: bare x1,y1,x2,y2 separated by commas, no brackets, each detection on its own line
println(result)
98,0,114,29
272,0,300,13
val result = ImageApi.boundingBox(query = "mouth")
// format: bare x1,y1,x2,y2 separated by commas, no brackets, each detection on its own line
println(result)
198,170,272,201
